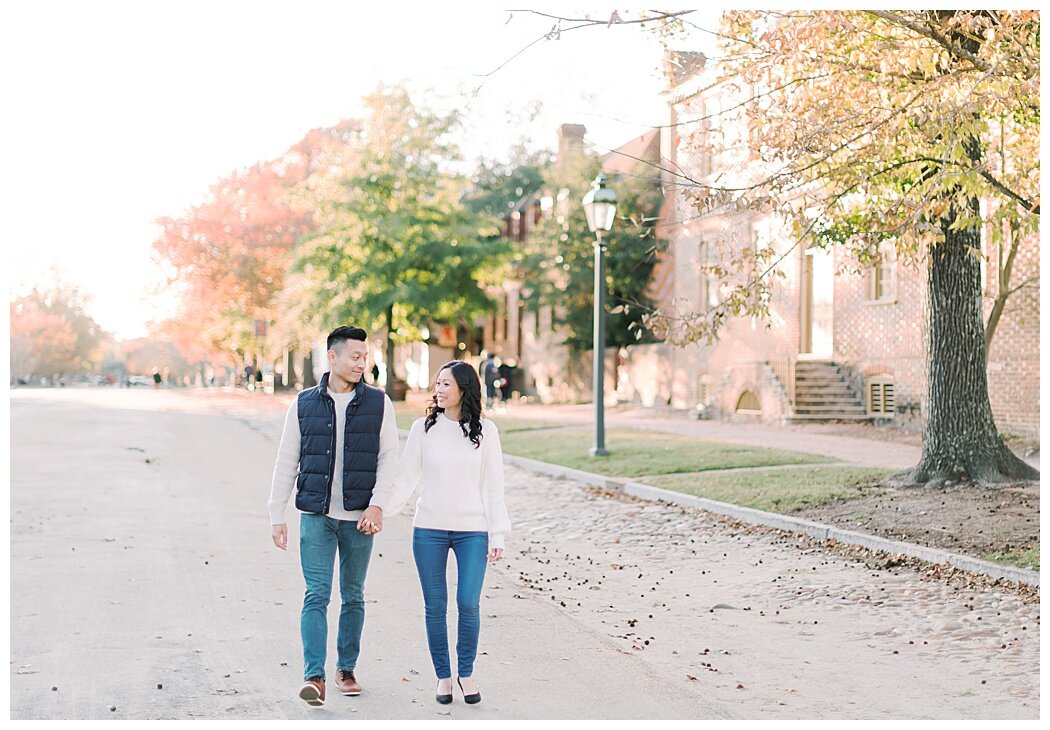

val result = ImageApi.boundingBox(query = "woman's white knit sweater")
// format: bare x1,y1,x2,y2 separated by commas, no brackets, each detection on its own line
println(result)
369,414,512,549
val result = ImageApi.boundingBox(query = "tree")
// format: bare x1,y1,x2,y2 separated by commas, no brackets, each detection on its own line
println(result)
648,11,1038,485
462,143,551,219
516,141,666,353
153,157,314,364
290,86,507,381
10,282,105,377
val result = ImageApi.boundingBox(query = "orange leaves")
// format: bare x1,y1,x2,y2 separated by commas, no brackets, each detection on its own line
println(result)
10,288,100,377
152,159,314,353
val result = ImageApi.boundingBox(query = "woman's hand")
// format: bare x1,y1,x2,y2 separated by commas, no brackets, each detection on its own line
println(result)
487,547,503,562
358,506,383,535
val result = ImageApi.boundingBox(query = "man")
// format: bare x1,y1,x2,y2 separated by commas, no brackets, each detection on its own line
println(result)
268,325,397,707
479,352,500,409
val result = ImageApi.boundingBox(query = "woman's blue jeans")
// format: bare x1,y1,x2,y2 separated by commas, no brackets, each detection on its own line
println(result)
299,513,374,681
412,528,488,679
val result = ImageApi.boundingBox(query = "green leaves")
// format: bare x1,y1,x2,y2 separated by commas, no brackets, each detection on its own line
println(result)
511,148,666,352
289,85,508,342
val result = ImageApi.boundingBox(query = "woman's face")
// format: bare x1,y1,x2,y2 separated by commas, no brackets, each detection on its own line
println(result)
434,367,462,411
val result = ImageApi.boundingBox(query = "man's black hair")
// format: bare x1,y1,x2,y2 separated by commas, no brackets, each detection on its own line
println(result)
327,325,367,351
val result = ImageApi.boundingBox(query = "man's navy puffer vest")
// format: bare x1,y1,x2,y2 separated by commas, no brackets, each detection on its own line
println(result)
295,372,384,514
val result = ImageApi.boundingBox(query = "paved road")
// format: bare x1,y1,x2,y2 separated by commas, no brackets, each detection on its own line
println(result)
9,388,1039,720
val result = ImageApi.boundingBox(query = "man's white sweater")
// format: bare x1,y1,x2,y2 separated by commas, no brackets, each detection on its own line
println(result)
268,389,399,525
369,414,512,549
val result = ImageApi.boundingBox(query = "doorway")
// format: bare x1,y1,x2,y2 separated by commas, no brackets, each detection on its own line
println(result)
800,246,834,358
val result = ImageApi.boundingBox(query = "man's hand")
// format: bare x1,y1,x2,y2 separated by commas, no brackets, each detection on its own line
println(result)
358,506,383,535
272,523,288,550
487,547,503,562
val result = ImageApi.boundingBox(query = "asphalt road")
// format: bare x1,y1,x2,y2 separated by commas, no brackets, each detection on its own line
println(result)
9,388,715,720
9,388,1039,720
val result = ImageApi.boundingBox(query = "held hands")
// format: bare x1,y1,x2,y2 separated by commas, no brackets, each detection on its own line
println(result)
272,524,288,550
358,505,383,535
487,547,503,562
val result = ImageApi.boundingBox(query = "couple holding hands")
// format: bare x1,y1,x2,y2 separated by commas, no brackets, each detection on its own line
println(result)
268,325,511,707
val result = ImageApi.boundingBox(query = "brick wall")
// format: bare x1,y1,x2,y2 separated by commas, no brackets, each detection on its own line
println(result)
834,251,927,430
832,230,1039,438
983,231,1040,436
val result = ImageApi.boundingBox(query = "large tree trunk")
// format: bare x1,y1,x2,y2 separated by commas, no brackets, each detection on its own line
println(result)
893,196,1038,486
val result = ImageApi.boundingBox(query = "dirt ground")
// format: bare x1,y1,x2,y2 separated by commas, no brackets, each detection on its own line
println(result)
792,480,1040,563
785,422,1040,566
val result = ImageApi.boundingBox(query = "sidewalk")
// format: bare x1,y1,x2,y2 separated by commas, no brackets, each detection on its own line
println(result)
484,398,1040,472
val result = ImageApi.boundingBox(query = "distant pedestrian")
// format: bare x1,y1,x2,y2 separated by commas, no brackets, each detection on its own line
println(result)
370,360,511,706
497,361,513,406
268,325,399,707
152,368,161,388
479,353,499,409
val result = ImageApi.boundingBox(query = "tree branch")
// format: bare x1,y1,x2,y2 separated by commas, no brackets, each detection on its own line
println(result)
976,169,1040,214
865,10,992,72
507,10,694,26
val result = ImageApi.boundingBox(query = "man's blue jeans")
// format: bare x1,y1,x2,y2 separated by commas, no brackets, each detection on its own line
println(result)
412,528,488,679
300,513,373,680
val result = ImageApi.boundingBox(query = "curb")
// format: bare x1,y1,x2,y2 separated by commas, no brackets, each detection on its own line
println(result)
502,453,1040,589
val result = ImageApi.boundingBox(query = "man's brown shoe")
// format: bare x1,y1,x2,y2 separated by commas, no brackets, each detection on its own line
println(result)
337,669,362,696
298,677,326,706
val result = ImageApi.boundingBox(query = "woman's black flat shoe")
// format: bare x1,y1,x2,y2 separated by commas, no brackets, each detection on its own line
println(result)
457,677,481,705
436,680,453,704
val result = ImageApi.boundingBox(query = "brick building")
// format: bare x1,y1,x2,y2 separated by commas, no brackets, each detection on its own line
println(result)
624,51,1040,438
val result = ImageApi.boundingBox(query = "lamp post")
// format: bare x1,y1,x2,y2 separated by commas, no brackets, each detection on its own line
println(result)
582,172,617,457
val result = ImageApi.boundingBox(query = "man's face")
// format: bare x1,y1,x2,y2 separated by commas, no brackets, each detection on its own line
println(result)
328,339,369,384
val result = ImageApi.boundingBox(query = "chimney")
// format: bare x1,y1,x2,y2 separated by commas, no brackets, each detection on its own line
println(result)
556,124,587,166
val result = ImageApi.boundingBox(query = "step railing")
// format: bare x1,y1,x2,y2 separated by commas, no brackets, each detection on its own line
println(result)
767,358,796,407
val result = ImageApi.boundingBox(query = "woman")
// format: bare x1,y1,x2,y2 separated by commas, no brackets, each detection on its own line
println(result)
369,360,511,705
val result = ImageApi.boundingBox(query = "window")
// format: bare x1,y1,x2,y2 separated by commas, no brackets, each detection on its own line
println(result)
697,377,710,406
735,390,761,413
868,244,896,302
867,377,895,417
698,239,719,310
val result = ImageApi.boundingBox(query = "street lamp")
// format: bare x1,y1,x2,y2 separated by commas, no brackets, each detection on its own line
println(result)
582,172,617,457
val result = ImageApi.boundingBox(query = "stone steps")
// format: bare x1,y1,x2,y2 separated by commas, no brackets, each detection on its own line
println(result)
777,359,872,422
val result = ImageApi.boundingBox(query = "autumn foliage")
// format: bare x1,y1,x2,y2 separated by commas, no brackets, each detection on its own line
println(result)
10,285,104,377
649,10,1039,485
153,158,315,361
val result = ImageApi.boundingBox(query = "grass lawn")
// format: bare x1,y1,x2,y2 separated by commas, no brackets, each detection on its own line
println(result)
641,466,896,513
984,544,1040,571
499,427,834,478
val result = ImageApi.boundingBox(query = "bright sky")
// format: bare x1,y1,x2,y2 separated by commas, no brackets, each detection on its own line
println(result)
3,3,720,340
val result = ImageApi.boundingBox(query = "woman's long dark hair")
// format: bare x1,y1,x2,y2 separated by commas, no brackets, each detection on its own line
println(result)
424,360,484,448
